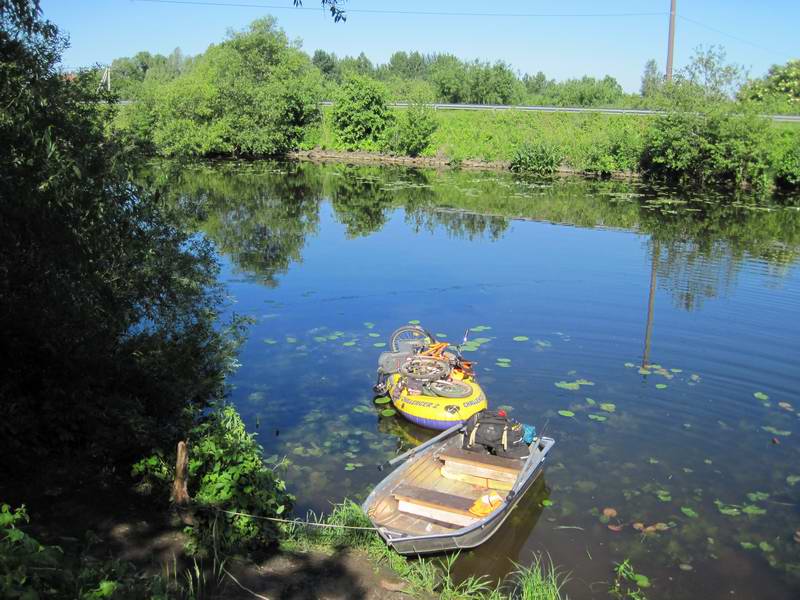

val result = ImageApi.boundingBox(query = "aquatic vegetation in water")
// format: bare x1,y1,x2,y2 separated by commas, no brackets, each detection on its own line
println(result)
380,409,397,417
342,340,357,347
555,379,594,391
681,507,699,518
408,320,420,325
374,397,391,405
363,322,375,329
761,426,791,436
754,391,769,401
588,414,608,422
470,325,491,332
786,474,800,486
512,336,529,342
541,499,553,507
368,332,381,338
557,410,575,418
655,383,667,389
373,342,386,347
600,402,616,413
714,500,741,516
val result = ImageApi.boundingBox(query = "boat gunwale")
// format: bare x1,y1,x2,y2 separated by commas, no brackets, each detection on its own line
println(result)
363,433,555,549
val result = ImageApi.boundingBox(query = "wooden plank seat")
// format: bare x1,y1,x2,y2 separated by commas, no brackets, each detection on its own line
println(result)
436,448,522,488
392,484,478,527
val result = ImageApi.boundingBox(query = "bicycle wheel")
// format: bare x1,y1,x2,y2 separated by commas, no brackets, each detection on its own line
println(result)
399,357,450,382
426,379,473,399
389,325,436,352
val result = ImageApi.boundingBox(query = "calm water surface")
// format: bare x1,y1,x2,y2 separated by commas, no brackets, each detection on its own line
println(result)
161,160,800,599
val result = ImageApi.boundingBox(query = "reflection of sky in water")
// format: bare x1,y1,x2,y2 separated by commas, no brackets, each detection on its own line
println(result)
205,166,800,600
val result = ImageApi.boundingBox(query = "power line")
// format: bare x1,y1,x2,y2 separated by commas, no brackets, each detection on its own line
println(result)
132,0,667,19
677,14,792,58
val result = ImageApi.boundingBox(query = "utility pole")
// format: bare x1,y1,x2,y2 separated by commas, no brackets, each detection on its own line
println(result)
665,0,676,81
97,67,111,93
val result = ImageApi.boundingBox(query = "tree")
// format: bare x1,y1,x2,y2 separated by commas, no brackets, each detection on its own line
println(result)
429,54,469,103
331,75,392,148
1,0,238,472
640,59,663,97
312,48,339,80
739,59,800,106
677,45,746,101
150,17,322,156
468,61,522,105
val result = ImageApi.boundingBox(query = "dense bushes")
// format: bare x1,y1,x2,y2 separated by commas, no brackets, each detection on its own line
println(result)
330,75,392,149
386,100,437,156
641,108,775,188
117,17,322,156
133,405,293,555
0,1,241,472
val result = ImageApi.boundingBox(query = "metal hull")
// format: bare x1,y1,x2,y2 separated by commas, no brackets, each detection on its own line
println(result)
363,430,555,556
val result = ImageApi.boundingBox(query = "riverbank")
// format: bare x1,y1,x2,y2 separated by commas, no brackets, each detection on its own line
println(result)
288,147,640,180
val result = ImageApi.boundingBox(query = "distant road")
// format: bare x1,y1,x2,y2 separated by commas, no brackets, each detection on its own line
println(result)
321,100,800,123
118,99,800,122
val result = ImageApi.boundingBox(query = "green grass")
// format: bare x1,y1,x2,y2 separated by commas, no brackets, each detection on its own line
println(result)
280,501,566,600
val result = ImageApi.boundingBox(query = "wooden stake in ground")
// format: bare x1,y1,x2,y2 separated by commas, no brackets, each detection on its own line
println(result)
171,440,190,505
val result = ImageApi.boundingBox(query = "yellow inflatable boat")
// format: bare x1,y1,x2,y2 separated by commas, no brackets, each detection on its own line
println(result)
386,372,487,430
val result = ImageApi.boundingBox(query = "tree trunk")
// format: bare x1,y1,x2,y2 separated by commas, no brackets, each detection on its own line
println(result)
171,440,190,506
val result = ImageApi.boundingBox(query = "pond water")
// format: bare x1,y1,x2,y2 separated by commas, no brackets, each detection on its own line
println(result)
159,160,800,599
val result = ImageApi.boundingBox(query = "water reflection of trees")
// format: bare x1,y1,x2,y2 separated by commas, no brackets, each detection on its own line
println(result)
149,161,324,285
144,160,800,306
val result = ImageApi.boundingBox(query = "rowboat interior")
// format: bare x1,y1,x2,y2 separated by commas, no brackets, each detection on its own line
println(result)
366,434,526,537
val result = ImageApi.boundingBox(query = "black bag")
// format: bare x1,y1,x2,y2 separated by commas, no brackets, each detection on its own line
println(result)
462,410,529,459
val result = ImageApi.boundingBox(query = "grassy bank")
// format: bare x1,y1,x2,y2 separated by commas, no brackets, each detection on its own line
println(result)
303,107,649,171
298,105,800,191
281,501,566,600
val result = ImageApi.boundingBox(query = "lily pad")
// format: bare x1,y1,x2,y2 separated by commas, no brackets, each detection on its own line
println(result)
624,362,635,368
634,574,651,588
655,383,667,389
470,325,491,332
585,397,596,406
263,338,278,345
374,397,391,405
380,409,396,417
435,332,447,338
740,541,756,550
368,332,381,338
599,403,616,413
408,320,420,325
344,463,356,471
535,340,552,348
541,499,553,507
681,507,699,518
363,322,375,329
742,505,767,516
373,342,386,347
496,357,511,363
495,362,510,368
588,414,607,422
342,341,357,347
638,368,651,375
286,336,297,343
754,391,769,401
555,381,580,390
558,410,576,418
759,541,774,553
762,426,791,436
786,474,800,486
714,500,740,516
512,336,529,342
655,490,672,502
746,491,769,502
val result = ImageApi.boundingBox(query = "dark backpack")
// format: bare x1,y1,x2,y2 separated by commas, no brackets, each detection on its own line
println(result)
462,410,529,459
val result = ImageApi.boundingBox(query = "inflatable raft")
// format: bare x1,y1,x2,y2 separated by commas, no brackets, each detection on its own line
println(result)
386,372,487,430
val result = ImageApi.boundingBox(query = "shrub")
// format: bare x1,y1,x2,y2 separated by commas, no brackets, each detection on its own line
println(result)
132,405,293,555
642,107,774,188
150,17,322,157
331,75,393,149
510,140,563,174
774,132,800,189
386,101,438,156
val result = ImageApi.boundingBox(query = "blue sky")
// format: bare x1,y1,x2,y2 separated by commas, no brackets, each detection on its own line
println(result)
41,0,798,92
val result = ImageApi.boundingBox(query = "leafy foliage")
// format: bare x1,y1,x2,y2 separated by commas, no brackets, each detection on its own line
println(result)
0,0,240,475
510,141,563,175
133,405,293,555
642,107,775,189
0,504,172,599
143,18,322,157
385,97,438,156
331,74,393,149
